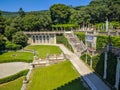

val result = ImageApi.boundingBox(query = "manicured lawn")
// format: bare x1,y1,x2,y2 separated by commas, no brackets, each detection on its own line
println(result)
24,45,62,58
26,61,85,90
0,76,24,90
0,52,33,63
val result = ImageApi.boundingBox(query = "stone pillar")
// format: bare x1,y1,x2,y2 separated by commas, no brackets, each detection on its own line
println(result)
49,35,51,44
31,35,33,44
41,35,43,44
103,51,108,79
39,35,41,43
45,35,47,44
114,57,120,90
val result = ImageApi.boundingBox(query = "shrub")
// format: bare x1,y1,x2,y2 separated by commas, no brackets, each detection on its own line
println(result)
0,69,29,84
5,41,21,50
96,35,108,50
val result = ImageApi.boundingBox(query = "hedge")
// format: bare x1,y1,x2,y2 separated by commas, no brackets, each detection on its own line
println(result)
56,34,73,52
96,35,120,50
0,69,29,84
106,52,117,85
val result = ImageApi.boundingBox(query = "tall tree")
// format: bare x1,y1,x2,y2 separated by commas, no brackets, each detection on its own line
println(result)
18,8,25,17
0,34,5,50
0,12,6,34
12,31,28,47
50,4,71,24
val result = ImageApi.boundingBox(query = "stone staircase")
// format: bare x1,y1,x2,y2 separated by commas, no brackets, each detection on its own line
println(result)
64,31,87,57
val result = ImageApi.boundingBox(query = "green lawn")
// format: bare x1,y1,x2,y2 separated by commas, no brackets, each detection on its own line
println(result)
0,76,24,90
0,52,33,63
26,61,85,90
24,45,62,58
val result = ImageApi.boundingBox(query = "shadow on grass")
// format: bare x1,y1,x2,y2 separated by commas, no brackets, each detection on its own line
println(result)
54,77,86,90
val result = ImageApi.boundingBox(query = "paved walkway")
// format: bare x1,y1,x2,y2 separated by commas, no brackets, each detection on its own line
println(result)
58,44,110,90
0,62,30,78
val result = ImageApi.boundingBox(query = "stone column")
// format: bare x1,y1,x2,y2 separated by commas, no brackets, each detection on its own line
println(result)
103,51,108,79
49,35,51,44
38,35,40,43
45,35,47,44
114,57,120,90
31,35,33,44
41,35,43,44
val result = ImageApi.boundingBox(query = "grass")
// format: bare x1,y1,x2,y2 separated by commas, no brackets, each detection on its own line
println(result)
0,76,24,90
26,61,85,90
56,34,74,52
24,45,62,58
0,52,33,63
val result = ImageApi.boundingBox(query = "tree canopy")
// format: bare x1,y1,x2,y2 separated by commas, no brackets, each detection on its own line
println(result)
50,4,71,24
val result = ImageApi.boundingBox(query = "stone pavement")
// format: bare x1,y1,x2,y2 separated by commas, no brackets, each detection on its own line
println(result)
0,62,30,78
58,44,110,90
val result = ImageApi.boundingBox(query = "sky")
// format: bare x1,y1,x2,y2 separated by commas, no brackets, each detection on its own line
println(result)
0,0,91,12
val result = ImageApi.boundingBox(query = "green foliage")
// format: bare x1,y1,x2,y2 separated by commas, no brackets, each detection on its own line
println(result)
92,54,104,76
23,12,52,31
56,34,73,52
0,69,29,84
12,31,28,47
5,41,21,50
50,4,71,24
24,45,62,58
81,54,91,65
106,52,117,85
0,51,33,63
96,35,120,50
96,35,108,50
5,26,17,41
0,76,24,90
0,34,6,51
111,36,120,48
52,24,79,31
75,32,85,43
0,14,6,34
81,52,117,87
26,61,84,90
18,8,25,17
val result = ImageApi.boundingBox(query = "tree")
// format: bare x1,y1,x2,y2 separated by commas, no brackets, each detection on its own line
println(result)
5,26,16,41
18,8,25,17
0,12,6,34
12,31,28,47
0,34,5,51
50,4,71,24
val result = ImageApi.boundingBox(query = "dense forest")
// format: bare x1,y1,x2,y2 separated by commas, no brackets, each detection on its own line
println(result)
0,0,120,50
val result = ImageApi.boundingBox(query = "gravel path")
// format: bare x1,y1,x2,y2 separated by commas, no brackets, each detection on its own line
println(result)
58,44,110,90
0,62,30,78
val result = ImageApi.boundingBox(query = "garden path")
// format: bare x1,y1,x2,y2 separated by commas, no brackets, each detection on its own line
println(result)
58,44,110,90
0,62,30,78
